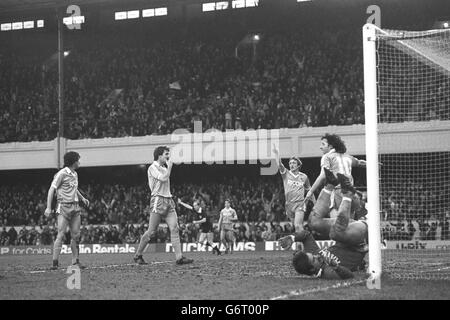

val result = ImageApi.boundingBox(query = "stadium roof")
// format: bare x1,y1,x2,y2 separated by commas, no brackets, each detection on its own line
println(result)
0,0,165,14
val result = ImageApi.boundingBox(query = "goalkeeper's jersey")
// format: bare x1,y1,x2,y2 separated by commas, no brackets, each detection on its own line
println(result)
301,231,366,272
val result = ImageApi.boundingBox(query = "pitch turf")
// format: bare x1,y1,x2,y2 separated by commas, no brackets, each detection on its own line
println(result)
0,251,449,300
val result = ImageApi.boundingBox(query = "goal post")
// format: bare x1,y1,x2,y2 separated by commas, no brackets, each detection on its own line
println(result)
363,23,382,289
363,23,450,288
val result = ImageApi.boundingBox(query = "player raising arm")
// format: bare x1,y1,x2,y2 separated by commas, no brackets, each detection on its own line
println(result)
133,146,193,265
272,144,314,233
178,199,221,255
44,151,89,270
218,200,238,254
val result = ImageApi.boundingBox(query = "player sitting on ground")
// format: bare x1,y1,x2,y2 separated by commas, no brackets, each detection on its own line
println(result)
178,199,221,255
218,200,238,254
44,151,90,270
305,134,366,238
272,144,314,233
278,170,368,280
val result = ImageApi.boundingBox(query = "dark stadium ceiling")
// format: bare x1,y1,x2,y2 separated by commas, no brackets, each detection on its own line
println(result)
0,0,172,14
0,0,377,14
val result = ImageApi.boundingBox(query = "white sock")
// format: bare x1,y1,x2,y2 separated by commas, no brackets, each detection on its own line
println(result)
342,197,352,202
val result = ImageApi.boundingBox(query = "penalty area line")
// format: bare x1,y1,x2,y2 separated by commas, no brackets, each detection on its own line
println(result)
270,279,366,300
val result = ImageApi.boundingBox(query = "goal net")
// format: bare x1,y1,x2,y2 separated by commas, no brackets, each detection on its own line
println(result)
363,24,450,285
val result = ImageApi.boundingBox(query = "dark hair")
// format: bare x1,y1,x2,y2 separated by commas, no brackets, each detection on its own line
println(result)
321,133,347,153
289,157,302,167
153,146,170,161
292,251,315,276
63,151,80,167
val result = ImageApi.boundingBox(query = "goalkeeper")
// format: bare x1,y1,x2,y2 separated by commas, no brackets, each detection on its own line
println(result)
278,170,368,280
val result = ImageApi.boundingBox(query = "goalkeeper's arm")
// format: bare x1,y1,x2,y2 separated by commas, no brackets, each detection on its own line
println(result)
320,265,354,280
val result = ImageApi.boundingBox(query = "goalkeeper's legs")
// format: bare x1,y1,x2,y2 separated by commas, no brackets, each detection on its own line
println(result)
330,174,367,246
309,184,335,238
52,214,70,269
329,194,367,246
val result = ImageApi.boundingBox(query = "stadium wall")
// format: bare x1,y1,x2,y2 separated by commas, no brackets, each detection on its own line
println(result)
2,240,449,256
1,121,449,170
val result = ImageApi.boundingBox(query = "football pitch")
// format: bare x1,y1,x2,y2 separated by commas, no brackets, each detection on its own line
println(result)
1,250,449,300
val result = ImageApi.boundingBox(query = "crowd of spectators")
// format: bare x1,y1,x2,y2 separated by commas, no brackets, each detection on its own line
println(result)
1,169,449,244
0,175,287,227
0,220,297,246
2,4,446,144
1,3,449,245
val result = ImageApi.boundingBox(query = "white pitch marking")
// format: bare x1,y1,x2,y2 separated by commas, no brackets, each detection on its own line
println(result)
270,279,366,300
2,260,173,275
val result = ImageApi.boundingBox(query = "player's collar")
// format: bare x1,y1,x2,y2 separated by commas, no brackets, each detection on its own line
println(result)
153,160,165,168
65,167,76,176
325,148,336,156
289,170,300,178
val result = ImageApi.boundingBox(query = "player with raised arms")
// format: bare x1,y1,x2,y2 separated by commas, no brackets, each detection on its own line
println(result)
272,145,314,233
305,133,366,238
178,198,221,255
279,170,368,279
44,151,90,270
218,199,238,254
134,146,193,265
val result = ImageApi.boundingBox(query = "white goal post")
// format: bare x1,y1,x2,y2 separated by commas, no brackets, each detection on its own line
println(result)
363,23,450,289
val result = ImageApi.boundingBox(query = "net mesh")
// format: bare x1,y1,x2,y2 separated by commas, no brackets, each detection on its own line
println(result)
375,27,450,280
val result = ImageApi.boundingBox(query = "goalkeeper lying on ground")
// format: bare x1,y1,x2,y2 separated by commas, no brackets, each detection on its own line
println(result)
278,169,368,280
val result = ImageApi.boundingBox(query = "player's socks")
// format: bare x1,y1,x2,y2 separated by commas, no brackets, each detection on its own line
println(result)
135,232,150,256
333,196,352,233
52,237,63,262
171,232,183,261
70,239,79,264
313,189,332,217
50,259,59,270
72,259,86,270
133,255,147,265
